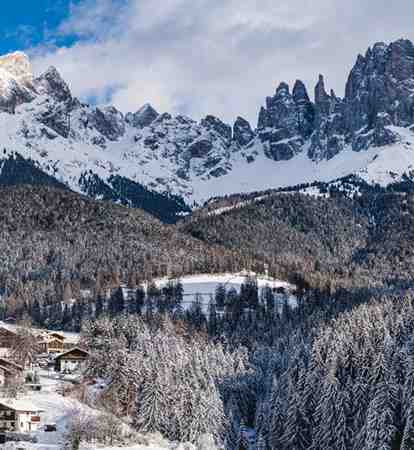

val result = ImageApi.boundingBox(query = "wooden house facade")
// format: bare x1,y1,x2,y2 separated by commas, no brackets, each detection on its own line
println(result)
54,348,89,373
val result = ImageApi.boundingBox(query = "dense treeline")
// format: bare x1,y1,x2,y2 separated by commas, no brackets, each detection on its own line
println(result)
0,185,256,314
1,153,190,223
255,293,414,450
81,315,251,445
80,278,289,446
79,273,414,450
183,190,414,288
5,184,414,319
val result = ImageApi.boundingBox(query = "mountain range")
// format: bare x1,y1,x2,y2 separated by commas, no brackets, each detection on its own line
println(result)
1,38,414,220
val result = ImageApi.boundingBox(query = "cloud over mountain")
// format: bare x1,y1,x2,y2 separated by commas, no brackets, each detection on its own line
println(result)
27,0,414,123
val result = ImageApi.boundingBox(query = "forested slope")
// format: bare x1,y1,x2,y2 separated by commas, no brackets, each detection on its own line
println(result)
0,185,245,300
182,191,414,288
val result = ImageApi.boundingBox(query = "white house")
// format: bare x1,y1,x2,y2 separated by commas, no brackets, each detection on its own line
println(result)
0,399,43,433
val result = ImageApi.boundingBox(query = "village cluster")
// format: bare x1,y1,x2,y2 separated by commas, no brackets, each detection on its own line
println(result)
0,324,88,441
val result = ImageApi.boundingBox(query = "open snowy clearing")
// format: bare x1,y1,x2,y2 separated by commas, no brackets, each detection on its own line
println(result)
148,272,296,309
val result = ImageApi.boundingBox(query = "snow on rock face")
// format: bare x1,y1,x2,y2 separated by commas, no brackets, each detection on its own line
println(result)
0,52,35,112
126,103,159,128
1,40,414,206
34,66,72,103
0,51,33,86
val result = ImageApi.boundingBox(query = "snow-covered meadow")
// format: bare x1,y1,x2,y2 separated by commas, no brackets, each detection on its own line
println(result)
146,272,296,310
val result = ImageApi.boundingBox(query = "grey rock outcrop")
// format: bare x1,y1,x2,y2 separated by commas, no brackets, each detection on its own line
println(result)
201,115,232,141
89,106,126,141
258,81,312,161
292,79,314,139
233,116,254,146
308,75,346,161
34,66,72,103
0,79,35,113
344,39,414,148
126,103,159,128
257,38,414,163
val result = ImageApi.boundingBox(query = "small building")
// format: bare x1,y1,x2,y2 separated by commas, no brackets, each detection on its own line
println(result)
38,332,65,354
54,348,89,373
0,360,24,388
0,366,16,386
0,359,24,386
0,327,18,350
0,400,43,433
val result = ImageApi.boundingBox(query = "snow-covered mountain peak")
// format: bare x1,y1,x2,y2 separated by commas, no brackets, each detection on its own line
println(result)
137,103,156,115
126,102,159,128
0,51,33,86
1,39,414,217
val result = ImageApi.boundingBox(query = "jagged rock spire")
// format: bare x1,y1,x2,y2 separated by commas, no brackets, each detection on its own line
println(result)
201,115,232,141
35,66,72,103
293,79,310,103
233,116,254,146
293,80,314,139
314,74,330,115
126,103,159,128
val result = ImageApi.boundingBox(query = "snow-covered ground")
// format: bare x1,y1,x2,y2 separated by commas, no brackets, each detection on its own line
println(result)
0,372,89,449
149,272,296,310
0,371,171,450
0,322,79,345
192,128,414,201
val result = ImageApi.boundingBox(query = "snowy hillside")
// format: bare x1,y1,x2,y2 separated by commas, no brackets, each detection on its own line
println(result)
190,130,414,201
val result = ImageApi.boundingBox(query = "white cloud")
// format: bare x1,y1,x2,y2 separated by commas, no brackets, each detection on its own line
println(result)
28,0,414,125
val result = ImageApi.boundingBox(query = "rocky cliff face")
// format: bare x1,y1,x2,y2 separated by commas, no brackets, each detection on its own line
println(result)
344,40,414,148
258,39,414,162
0,52,255,210
0,39,414,210
0,52,35,113
259,79,320,161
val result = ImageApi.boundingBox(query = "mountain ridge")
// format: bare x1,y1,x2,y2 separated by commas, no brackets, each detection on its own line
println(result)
1,38,414,216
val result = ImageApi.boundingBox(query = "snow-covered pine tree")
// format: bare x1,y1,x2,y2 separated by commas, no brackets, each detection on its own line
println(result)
280,387,309,450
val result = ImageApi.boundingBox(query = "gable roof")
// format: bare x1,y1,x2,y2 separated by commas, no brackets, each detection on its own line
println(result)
0,365,15,375
0,358,24,372
54,347,89,360
0,326,18,337
0,399,44,412
49,332,65,339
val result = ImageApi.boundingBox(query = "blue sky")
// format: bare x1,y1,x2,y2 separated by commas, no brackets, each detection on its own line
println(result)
0,0,75,54
3,0,414,123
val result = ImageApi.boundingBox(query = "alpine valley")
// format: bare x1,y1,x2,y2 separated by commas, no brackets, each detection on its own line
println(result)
2,39,414,222
4,28,414,450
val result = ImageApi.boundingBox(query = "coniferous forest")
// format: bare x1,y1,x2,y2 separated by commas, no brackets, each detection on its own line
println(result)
3,9,414,448
2,182,414,448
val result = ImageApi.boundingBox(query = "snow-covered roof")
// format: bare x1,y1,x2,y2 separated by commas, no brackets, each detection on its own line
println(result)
0,365,15,375
0,399,44,412
54,347,89,360
0,358,24,371
0,322,79,343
